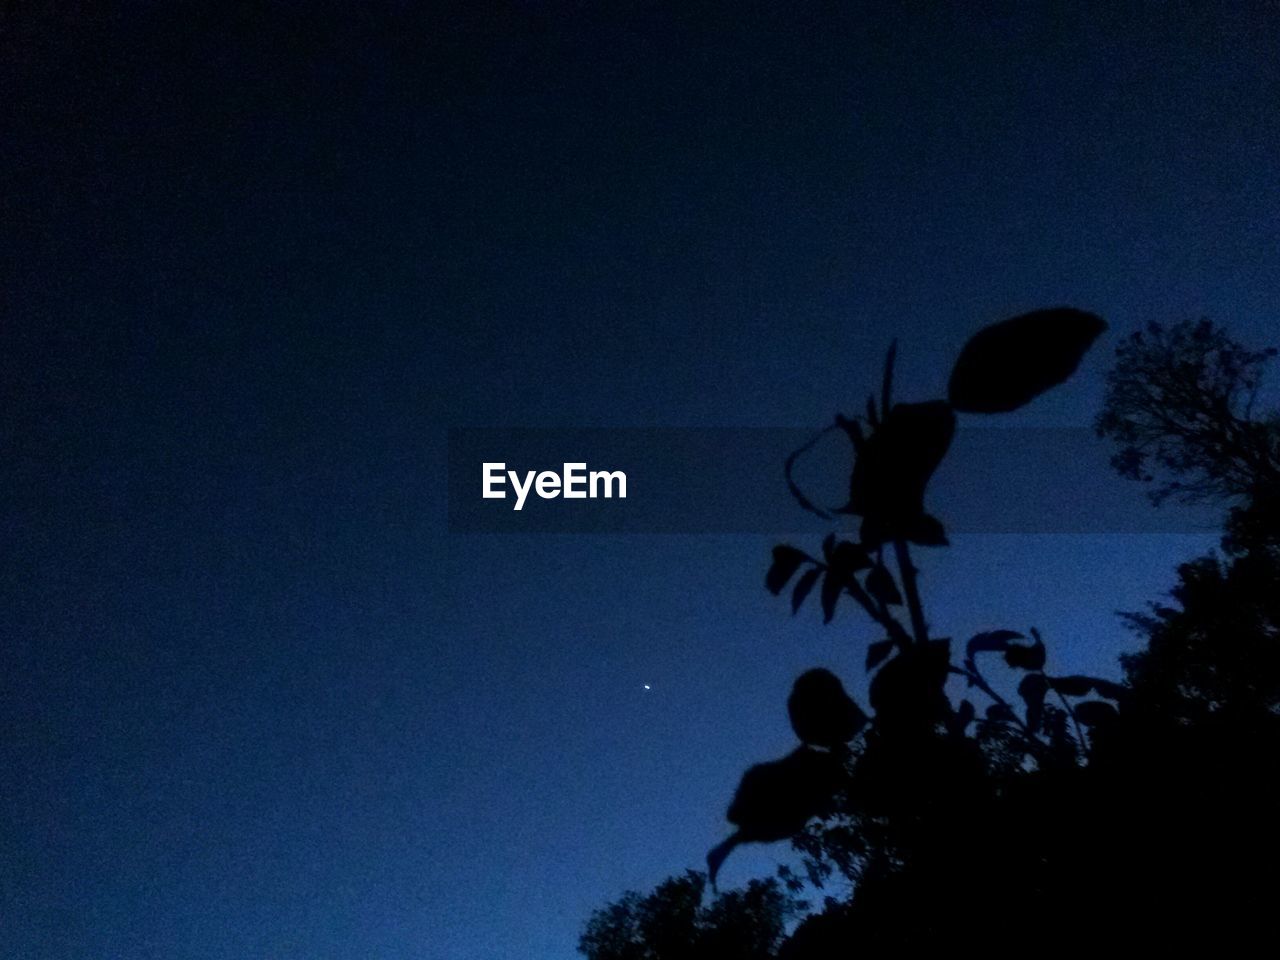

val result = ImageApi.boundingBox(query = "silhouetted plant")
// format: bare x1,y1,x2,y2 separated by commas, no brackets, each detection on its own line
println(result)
712,308,1113,883
582,313,1280,956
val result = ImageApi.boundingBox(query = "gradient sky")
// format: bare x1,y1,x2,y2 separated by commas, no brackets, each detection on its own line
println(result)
3,3,1279,959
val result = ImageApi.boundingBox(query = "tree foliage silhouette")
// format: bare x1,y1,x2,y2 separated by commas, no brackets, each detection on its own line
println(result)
1096,318,1279,505
578,871,803,960
1100,319,1280,758
582,313,1280,957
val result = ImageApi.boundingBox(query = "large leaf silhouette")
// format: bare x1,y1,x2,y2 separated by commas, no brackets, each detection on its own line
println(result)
787,668,867,748
1004,636,1046,671
707,747,845,886
965,629,1025,658
840,400,955,546
766,546,808,594
949,308,1106,413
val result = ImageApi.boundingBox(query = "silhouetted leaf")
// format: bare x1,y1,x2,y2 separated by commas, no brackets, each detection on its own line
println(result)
838,414,864,450
789,668,867,747
985,703,1016,723
865,639,895,672
821,534,836,559
829,540,872,573
966,629,1024,658
948,699,976,737
881,339,897,415
908,514,949,546
729,748,845,835
713,746,846,885
1048,675,1093,697
1018,674,1049,731
865,563,902,606
767,546,807,595
1004,638,1047,671
841,401,956,547
791,568,820,614
858,514,891,550
1073,700,1119,727
1091,679,1127,701
949,308,1107,413
820,570,843,624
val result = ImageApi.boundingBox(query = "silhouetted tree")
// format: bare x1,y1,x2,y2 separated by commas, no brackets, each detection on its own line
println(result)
1096,319,1280,730
578,872,803,960
1096,318,1279,505
1095,325,1280,938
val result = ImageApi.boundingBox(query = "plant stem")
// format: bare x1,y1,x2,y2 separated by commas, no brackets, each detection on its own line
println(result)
843,573,913,647
892,538,928,645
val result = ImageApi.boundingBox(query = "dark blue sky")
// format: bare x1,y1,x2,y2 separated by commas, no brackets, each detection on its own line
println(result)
3,3,1278,958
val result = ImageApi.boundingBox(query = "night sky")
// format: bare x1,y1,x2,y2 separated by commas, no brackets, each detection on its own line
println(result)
3,3,1279,958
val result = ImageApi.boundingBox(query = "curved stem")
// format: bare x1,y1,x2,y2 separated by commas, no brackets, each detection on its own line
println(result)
783,423,842,519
